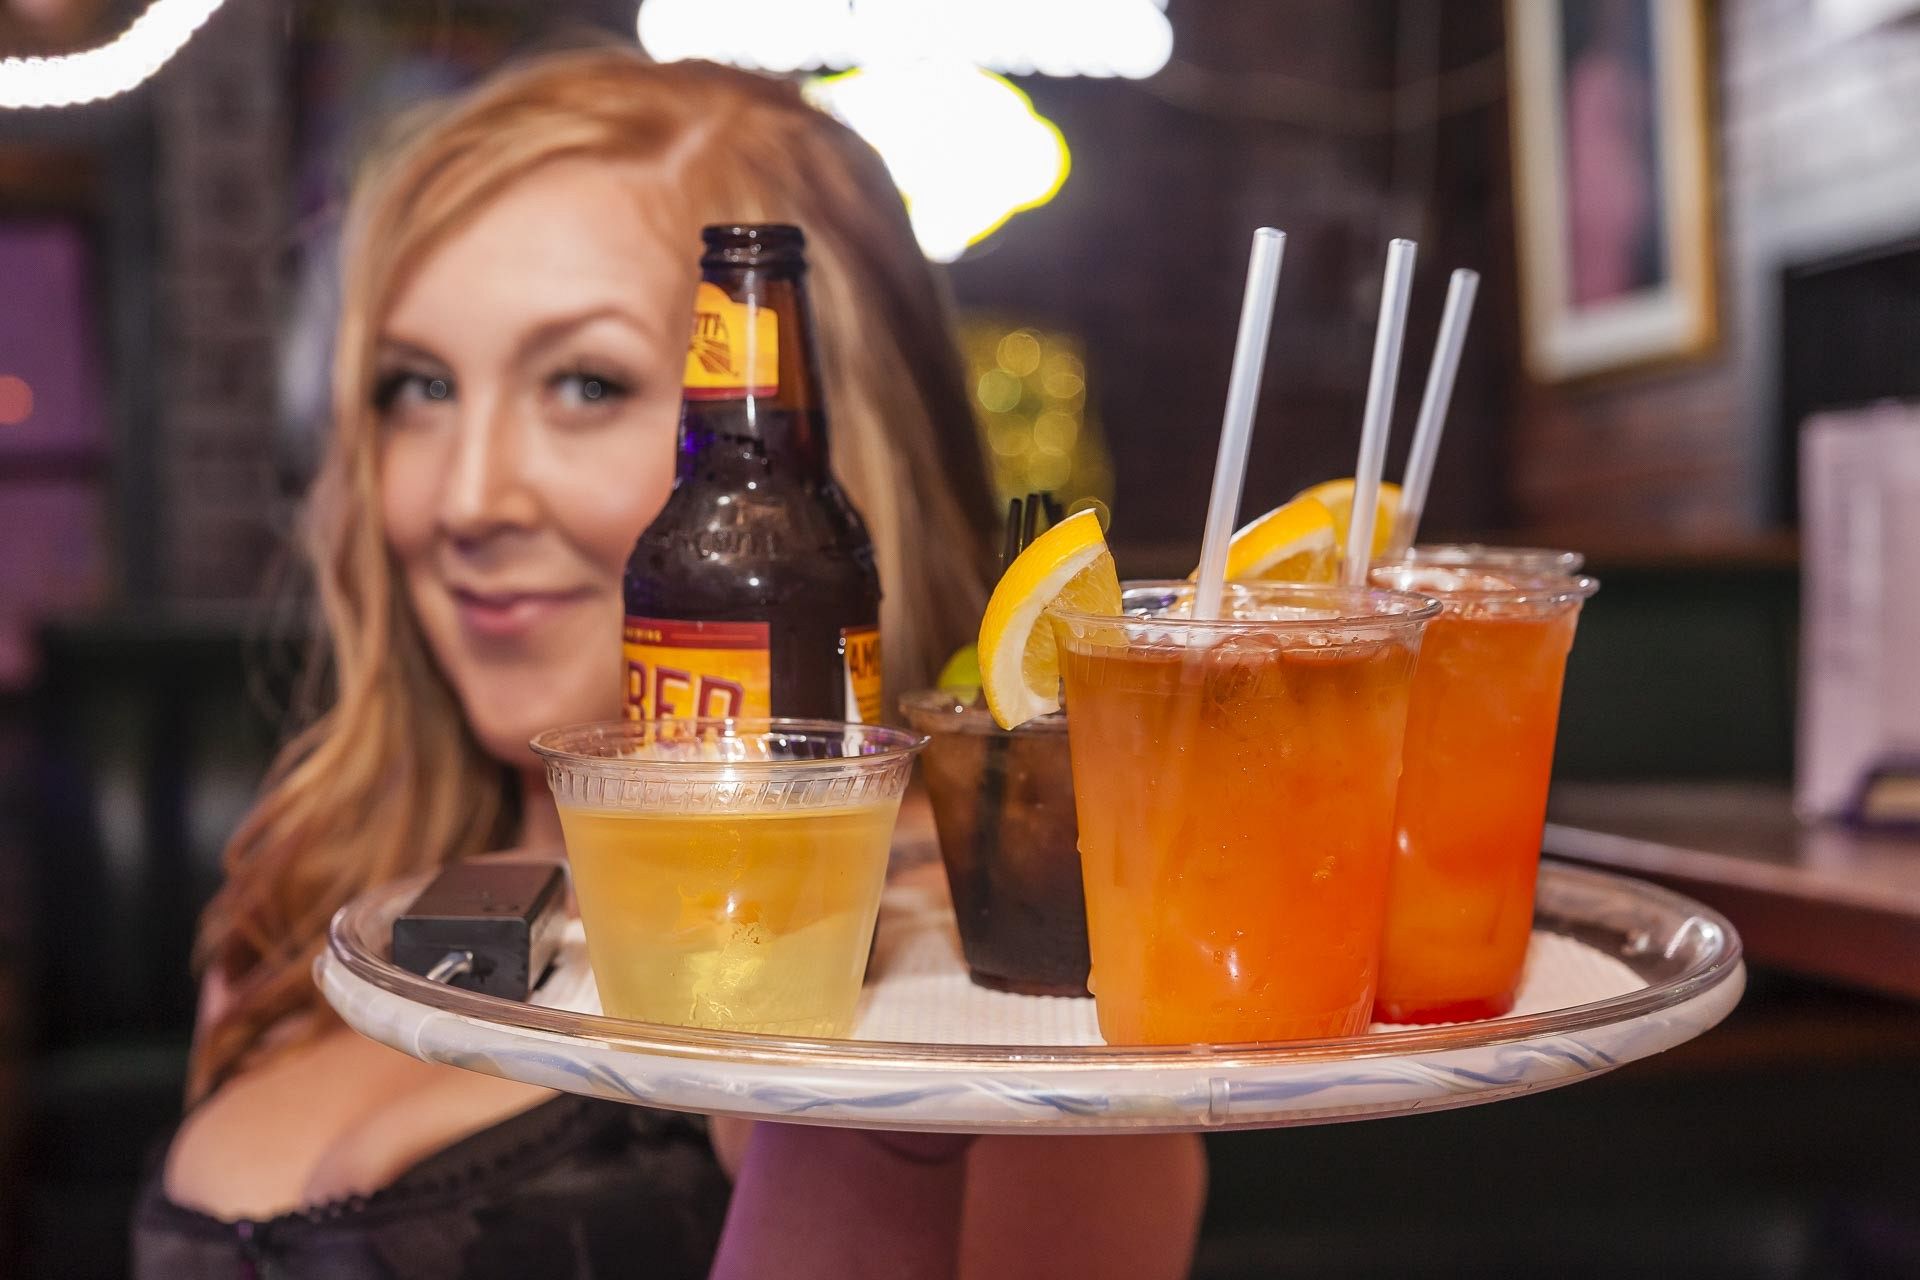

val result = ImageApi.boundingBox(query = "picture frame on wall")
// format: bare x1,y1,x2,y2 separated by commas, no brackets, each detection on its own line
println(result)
1507,0,1718,382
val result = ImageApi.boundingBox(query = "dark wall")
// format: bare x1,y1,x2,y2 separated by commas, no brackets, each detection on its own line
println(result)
1514,0,1920,540
947,0,1515,574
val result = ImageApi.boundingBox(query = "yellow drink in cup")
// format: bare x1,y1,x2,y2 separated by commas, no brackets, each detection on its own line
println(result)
532,720,923,1037
558,804,899,1035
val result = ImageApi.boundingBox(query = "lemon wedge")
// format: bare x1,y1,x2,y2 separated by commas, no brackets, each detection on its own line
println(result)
978,508,1121,729
1192,495,1338,583
1293,478,1403,560
936,644,982,699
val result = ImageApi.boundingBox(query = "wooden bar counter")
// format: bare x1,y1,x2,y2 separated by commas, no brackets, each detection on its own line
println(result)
1545,782,1920,1002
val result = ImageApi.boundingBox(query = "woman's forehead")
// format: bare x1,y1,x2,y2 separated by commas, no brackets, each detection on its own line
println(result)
380,159,700,342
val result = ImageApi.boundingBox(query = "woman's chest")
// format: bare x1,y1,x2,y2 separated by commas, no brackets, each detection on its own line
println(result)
165,1028,558,1221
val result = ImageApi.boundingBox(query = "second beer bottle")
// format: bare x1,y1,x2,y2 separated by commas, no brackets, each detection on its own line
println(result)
622,224,883,722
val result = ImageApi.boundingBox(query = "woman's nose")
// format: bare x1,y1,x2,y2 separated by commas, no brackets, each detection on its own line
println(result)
440,395,540,544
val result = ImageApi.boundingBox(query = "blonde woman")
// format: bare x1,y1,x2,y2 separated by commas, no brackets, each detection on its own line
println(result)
135,49,1204,1280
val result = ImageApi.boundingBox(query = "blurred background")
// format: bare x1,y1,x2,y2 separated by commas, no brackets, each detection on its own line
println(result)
3,0,1920,1276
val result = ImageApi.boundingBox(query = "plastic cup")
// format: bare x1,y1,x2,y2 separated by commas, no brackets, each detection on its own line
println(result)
531,719,924,1037
898,693,1089,997
1395,543,1585,574
1048,582,1439,1045
1368,563,1600,1024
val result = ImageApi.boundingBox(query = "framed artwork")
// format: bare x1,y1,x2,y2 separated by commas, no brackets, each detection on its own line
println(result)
1507,0,1718,382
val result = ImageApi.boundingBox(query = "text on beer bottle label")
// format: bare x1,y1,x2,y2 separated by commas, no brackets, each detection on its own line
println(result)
840,626,882,724
623,616,772,720
683,281,779,400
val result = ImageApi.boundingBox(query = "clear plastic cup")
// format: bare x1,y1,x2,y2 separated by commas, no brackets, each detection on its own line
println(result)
531,719,924,1037
898,693,1089,997
1048,582,1439,1045
1368,563,1600,1023
1395,543,1585,574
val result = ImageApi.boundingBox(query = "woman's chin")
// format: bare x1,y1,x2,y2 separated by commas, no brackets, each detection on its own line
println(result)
481,732,547,774
469,699,616,771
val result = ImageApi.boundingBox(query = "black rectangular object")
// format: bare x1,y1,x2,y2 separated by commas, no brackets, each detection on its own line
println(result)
391,860,567,1001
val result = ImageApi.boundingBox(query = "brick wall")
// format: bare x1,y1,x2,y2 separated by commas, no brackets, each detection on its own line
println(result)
152,0,290,600
1513,0,1920,539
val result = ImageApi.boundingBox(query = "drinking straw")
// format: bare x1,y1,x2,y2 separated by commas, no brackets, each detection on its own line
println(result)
1192,227,1288,620
1386,268,1481,558
1342,238,1419,586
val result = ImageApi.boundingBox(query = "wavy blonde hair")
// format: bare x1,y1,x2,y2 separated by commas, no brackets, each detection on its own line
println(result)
189,49,995,1101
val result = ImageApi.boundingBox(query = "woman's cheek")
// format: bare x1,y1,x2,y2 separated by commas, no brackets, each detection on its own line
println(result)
539,416,676,571
378,436,441,560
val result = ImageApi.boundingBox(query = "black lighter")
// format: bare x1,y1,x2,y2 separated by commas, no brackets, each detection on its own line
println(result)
391,860,567,1001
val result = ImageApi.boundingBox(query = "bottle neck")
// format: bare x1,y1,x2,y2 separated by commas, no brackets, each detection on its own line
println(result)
677,266,829,481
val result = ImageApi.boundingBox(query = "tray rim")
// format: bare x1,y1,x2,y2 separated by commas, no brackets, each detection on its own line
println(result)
324,858,1743,1072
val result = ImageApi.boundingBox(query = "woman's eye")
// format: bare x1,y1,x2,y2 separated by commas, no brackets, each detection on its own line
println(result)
374,371,456,414
550,370,631,411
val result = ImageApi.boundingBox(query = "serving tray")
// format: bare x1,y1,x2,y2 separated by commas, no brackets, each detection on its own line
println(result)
319,859,1743,1133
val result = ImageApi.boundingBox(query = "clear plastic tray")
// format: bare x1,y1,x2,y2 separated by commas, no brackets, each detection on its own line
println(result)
319,859,1743,1133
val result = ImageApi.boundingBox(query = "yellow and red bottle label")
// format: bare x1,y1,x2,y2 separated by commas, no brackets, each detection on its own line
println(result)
841,626,882,724
623,617,772,720
683,281,779,401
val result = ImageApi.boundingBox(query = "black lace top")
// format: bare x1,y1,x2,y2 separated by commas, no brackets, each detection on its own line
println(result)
131,1096,729,1279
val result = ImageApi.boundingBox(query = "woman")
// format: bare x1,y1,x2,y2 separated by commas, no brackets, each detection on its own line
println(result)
135,48,1205,1279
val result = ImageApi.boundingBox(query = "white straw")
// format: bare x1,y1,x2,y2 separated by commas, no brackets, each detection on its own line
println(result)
1192,227,1288,620
1342,238,1418,586
1387,268,1480,557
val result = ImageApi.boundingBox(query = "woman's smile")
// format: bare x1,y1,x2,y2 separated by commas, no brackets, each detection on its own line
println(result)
448,583,600,640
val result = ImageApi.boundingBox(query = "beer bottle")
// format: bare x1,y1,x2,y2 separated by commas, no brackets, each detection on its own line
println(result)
622,224,883,723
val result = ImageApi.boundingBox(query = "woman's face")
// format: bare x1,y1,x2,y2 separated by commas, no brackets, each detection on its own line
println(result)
377,159,692,768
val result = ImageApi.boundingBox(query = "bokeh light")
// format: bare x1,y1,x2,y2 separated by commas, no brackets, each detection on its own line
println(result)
996,330,1043,378
0,376,32,427
960,320,1113,511
805,63,1070,262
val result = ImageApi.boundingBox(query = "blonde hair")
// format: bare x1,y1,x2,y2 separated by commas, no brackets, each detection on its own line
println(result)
189,49,995,1101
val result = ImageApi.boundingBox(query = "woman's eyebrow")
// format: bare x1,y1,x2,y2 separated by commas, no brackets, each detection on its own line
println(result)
372,338,452,369
514,306,667,361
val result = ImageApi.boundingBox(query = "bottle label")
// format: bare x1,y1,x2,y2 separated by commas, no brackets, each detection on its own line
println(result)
683,281,779,401
623,617,772,720
840,626,882,724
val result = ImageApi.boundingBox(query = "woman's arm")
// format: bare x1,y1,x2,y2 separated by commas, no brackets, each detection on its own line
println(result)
710,1124,976,1280
960,1134,1207,1280
709,1125,1206,1280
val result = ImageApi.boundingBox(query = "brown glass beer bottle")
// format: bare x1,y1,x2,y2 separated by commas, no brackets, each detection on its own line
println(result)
622,224,882,723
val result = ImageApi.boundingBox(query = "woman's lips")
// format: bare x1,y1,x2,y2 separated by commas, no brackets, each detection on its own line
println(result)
450,587,594,639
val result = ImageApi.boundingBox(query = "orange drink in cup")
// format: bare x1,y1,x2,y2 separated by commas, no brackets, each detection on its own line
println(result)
1048,582,1437,1044
1369,560,1598,1024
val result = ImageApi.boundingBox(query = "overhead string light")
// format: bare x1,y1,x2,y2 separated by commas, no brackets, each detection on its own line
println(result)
639,1,1164,261
0,0,227,110
638,0,1173,80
